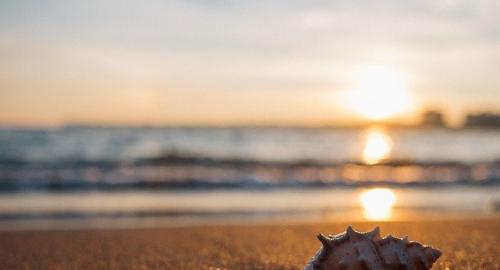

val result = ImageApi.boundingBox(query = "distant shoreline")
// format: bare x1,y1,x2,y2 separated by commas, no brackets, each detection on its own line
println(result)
1,123,500,131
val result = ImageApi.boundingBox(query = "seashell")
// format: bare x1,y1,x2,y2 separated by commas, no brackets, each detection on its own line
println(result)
304,226,441,270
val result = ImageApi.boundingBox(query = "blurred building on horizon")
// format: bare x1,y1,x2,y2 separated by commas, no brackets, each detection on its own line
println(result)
420,111,446,128
417,110,500,129
464,113,500,129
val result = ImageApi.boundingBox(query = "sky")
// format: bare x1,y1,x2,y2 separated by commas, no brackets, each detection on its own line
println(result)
0,0,499,127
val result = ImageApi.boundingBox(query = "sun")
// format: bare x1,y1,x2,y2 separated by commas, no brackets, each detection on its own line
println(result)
344,66,412,120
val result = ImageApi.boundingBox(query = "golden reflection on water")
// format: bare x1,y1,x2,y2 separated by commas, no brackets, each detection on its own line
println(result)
359,188,396,220
362,127,393,164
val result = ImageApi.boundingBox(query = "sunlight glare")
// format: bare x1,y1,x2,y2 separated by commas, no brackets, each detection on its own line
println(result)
344,66,411,120
362,128,392,164
360,188,396,221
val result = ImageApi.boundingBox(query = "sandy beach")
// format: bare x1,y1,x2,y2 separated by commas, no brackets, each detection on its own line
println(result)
0,218,498,269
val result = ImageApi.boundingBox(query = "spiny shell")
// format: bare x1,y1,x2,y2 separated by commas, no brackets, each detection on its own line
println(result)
304,226,441,270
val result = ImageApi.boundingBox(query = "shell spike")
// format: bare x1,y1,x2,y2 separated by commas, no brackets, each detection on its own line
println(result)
424,246,442,261
365,226,381,240
317,233,331,247
402,235,409,244
432,248,442,259
346,225,356,236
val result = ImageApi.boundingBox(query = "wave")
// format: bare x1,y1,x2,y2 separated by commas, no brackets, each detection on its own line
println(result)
0,153,499,192
0,208,326,221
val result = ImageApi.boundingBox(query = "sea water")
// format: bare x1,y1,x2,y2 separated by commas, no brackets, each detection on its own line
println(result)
0,127,499,229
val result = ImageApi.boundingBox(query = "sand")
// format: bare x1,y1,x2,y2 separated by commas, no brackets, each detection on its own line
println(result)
0,218,498,269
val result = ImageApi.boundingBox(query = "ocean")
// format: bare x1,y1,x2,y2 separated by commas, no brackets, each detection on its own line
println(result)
0,126,499,229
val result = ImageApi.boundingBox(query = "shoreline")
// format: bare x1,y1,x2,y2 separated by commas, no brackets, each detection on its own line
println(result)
1,212,498,233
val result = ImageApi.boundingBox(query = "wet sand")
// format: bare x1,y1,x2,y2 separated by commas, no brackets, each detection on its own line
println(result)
0,218,498,269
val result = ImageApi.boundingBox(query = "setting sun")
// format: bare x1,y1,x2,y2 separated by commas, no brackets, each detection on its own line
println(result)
344,66,412,120
360,188,396,221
